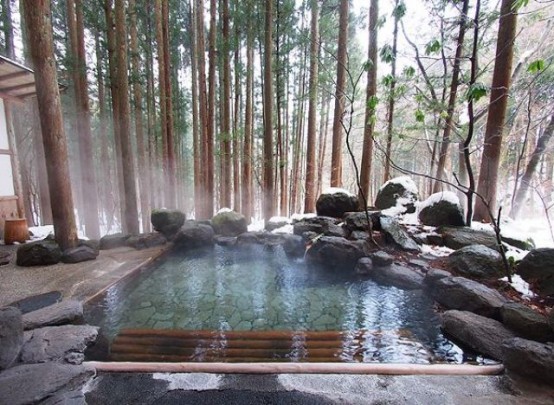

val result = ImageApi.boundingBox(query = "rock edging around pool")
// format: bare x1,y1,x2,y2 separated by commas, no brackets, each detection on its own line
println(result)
152,208,554,385
0,297,99,404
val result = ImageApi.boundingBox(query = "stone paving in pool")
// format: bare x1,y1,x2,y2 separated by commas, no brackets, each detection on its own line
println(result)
86,245,464,363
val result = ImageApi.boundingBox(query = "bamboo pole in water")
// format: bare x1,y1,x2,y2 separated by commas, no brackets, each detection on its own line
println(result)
86,361,504,375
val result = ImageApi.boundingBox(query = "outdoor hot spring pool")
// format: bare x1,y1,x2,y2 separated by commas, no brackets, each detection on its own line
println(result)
85,244,480,364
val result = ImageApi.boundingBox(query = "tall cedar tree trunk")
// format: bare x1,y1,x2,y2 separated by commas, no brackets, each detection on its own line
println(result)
474,0,517,221
67,0,101,239
433,0,469,193
2,0,14,57
383,0,400,182
32,102,53,224
263,0,275,221
233,18,241,212
359,0,379,207
130,0,150,231
242,2,253,223
195,0,210,218
317,95,331,196
206,0,217,216
190,1,202,216
330,0,349,187
22,0,78,250
114,0,140,233
276,1,286,216
511,114,554,217
221,0,232,208
303,0,319,213
105,0,126,230
145,1,158,210
162,0,176,208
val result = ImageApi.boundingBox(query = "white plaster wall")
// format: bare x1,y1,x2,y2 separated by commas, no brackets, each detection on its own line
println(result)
0,99,8,149
0,99,15,196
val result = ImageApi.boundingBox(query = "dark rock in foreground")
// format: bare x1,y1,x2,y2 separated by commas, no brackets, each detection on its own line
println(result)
306,236,369,270
369,251,394,267
20,325,98,365
282,234,305,258
438,227,498,251
375,176,419,214
431,277,507,319
441,310,515,361
99,233,131,250
355,257,373,275
61,245,98,264
379,216,420,252
151,209,185,238
22,300,83,331
0,363,95,405
316,189,359,218
517,248,554,297
343,211,382,233
0,307,23,371
500,302,554,342
447,244,504,279
418,192,465,227
502,338,554,384
366,263,424,290
173,222,215,250
423,268,451,289
16,240,62,267
6,291,62,315
293,216,345,238
0,251,10,266
211,210,248,236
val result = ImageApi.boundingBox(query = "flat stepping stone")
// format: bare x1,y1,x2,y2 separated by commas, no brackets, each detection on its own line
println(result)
21,324,98,365
0,307,23,371
0,362,94,405
6,291,62,315
22,300,83,330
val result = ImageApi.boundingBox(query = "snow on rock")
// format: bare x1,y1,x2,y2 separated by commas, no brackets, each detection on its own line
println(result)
419,191,461,211
247,218,265,232
420,243,454,257
268,216,290,224
216,207,233,214
500,274,536,300
381,197,414,217
291,213,316,222
271,224,294,234
379,176,418,194
29,226,54,240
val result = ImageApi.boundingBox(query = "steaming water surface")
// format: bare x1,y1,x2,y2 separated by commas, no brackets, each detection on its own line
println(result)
85,245,477,363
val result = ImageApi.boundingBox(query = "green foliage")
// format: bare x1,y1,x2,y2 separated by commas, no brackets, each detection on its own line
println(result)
392,2,407,19
415,109,425,122
466,82,488,102
380,44,394,64
513,0,529,11
403,66,415,79
527,59,545,74
382,74,394,87
425,39,441,55
367,95,379,110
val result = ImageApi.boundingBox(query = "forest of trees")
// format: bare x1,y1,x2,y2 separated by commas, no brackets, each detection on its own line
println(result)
1,0,553,245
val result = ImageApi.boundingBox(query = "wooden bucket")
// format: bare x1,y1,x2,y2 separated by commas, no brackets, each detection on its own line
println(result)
4,218,29,244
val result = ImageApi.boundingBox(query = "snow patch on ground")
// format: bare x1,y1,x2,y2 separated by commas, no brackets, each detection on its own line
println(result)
500,274,536,300
419,191,461,211
322,187,355,196
379,176,418,194
152,373,221,390
381,197,413,217
268,216,290,224
420,243,454,257
248,218,265,232
28,225,90,241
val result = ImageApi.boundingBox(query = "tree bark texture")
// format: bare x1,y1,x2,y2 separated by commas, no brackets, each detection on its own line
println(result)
263,0,275,221
22,0,78,250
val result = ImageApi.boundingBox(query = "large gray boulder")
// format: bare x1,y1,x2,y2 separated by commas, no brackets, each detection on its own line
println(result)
173,222,215,250
316,189,359,218
343,211,382,233
438,227,498,250
0,363,95,405
150,208,186,238
282,234,305,258
0,307,23,371
517,248,554,297
502,338,554,384
211,210,248,236
375,176,419,214
99,233,131,250
447,244,504,279
293,216,345,238
418,191,465,227
20,325,98,365
441,310,515,361
61,245,98,264
22,300,83,331
126,232,167,250
431,276,507,319
379,216,420,252
305,236,369,270
500,302,554,342
16,240,62,267
365,263,424,290
423,268,452,290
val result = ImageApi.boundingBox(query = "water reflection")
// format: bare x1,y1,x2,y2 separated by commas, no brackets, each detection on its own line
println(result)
86,245,466,363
